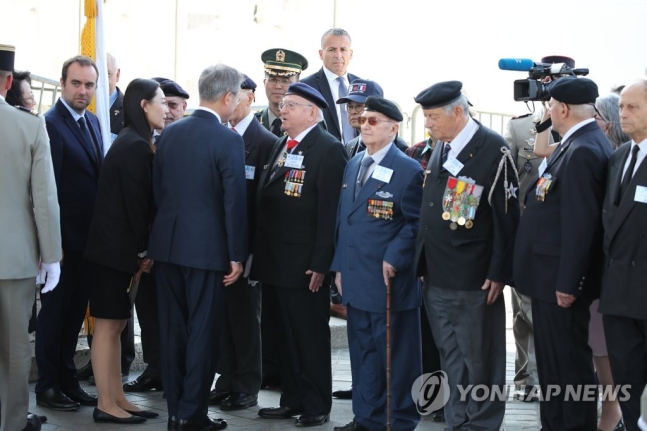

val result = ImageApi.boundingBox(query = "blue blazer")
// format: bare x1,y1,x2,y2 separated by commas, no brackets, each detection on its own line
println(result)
513,122,611,303
301,68,360,141
45,99,104,252
148,109,248,271
331,144,424,312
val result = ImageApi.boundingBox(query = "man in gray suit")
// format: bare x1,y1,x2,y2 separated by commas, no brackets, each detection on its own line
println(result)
0,44,62,431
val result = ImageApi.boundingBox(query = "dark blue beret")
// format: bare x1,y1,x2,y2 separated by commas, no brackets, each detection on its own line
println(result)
364,96,403,122
414,80,463,109
548,77,598,104
241,74,256,91
0,44,15,71
285,82,328,110
151,77,190,99
337,79,384,104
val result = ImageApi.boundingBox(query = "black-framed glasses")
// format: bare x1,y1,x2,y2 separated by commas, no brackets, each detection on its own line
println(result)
279,101,313,110
358,116,395,126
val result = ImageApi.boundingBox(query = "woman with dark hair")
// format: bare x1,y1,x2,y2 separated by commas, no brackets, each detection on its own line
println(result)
83,78,167,424
6,70,36,111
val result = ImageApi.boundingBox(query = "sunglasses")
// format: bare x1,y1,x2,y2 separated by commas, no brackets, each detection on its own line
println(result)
358,116,396,126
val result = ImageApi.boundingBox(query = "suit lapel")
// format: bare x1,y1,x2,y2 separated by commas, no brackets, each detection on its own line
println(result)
242,121,257,160
315,70,341,137
608,147,647,239
57,101,100,168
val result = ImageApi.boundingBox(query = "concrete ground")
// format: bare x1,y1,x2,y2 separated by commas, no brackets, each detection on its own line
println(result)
28,289,541,430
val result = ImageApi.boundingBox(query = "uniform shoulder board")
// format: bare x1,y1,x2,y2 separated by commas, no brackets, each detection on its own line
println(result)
15,105,38,116
511,113,532,120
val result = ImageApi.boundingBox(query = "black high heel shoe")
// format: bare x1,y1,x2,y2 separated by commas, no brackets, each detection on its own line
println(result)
93,408,147,424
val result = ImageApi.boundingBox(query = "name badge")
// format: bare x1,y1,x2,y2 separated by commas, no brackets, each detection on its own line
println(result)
372,165,393,183
245,165,255,180
635,185,647,204
538,157,547,177
284,154,304,169
443,157,464,176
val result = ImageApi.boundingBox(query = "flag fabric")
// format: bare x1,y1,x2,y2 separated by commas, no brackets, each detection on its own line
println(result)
80,0,111,155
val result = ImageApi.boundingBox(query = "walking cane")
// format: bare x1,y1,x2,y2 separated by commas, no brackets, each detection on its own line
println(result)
386,277,392,431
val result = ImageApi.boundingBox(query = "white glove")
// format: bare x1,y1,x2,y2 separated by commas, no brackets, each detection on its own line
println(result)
40,262,61,293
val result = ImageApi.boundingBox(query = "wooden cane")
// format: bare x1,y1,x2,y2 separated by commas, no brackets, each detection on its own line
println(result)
386,277,392,431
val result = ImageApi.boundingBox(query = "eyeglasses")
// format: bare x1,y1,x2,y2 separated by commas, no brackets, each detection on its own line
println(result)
268,77,292,86
279,101,314,110
347,103,365,112
358,116,396,126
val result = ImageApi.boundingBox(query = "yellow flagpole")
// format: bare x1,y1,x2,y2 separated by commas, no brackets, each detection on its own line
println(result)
80,0,97,114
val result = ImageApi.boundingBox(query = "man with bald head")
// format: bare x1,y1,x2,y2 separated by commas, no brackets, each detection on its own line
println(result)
599,79,647,431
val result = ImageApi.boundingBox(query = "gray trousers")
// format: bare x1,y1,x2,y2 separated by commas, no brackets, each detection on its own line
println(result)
424,285,506,431
0,278,34,431
511,287,538,387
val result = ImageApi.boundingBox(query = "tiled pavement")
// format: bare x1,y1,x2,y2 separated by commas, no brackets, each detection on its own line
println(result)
29,289,541,430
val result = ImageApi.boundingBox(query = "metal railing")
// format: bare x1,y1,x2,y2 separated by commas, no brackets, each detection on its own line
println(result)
30,74,62,115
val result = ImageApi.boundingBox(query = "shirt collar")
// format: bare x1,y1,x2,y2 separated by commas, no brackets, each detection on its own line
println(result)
59,97,85,122
228,111,255,136
561,118,595,143
195,106,222,123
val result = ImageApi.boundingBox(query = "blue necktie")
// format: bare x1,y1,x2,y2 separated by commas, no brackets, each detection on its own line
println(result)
355,156,374,199
441,143,452,164
337,76,354,144
78,116,101,163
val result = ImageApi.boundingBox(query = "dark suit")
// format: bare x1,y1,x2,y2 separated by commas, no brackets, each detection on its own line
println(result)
514,121,611,431
148,109,248,421
301,68,360,141
331,145,423,430
36,99,104,394
215,115,276,396
599,141,647,430
415,120,519,430
253,125,347,415
109,87,124,135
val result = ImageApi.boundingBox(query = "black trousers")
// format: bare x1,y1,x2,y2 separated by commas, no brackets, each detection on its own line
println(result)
35,251,90,393
603,314,647,431
264,283,332,416
532,296,597,431
215,278,262,394
135,271,161,379
156,262,225,421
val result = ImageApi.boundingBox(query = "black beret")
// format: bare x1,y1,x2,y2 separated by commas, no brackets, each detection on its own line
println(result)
414,80,463,109
364,96,403,122
541,55,575,69
241,74,256,91
261,48,308,77
0,44,15,71
548,77,598,105
285,82,328,110
151,77,190,99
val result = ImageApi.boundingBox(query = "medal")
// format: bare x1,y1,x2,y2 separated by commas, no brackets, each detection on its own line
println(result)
465,220,473,229
458,217,466,226
450,222,458,230
442,212,450,220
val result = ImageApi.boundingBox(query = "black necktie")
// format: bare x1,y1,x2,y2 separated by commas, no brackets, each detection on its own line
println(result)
441,143,452,164
78,116,101,163
355,156,374,199
270,118,282,137
620,145,641,198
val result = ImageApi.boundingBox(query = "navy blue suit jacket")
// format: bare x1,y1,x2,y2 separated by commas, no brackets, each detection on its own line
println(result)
513,121,611,303
332,144,423,312
148,109,248,271
301,68,360,141
45,99,104,252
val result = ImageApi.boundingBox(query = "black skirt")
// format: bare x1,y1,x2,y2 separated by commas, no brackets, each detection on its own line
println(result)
88,261,133,319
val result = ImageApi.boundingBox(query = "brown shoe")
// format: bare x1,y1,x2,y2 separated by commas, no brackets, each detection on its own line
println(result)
330,303,347,320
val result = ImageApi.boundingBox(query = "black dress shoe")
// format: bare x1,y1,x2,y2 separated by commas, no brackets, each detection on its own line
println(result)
28,412,47,423
36,387,80,411
332,386,353,399
260,373,281,389
126,409,160,418
258,406,303,419
123,375,163,392
176,416,227,430
22,413,42,431
334,420,369,431
62,386,98,406
92,407,146,424
76,361,93,380
220,392,258,410
295,413,329,427
208,389,230,405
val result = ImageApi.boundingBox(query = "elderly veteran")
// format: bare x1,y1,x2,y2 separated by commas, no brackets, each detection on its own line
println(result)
514,77,612,431
331,97,423,431
413,80,520,430
256,48,308,137
152,77,190,127
253,82,347,427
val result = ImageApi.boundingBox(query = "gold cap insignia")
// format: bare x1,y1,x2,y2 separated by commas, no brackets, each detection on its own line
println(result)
276,50,285,62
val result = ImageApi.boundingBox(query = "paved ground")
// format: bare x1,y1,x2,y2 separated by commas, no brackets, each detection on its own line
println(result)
29,290,541,430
